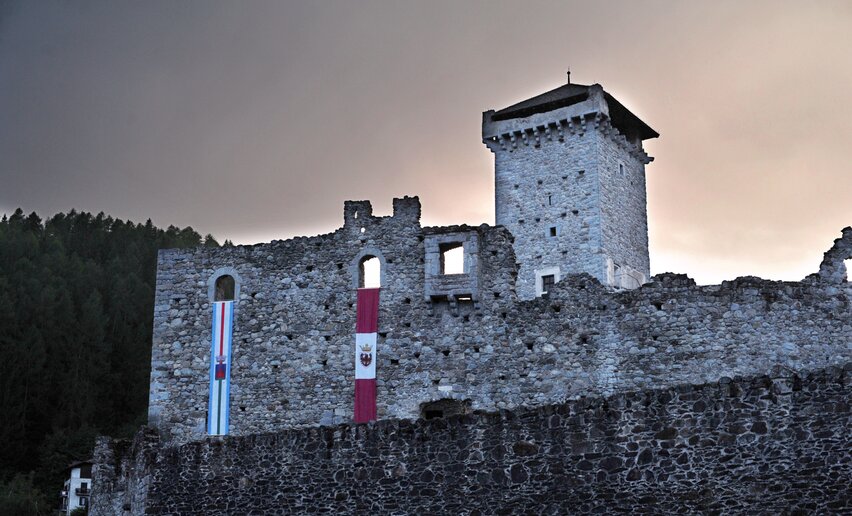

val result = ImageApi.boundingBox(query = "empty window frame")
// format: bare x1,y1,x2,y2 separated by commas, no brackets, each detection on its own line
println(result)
214,275,236,301
439,242,465,275
359,255,382,288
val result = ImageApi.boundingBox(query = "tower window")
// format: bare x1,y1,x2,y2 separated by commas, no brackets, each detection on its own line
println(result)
619,162,625,175
440,243,465,274
541,275,555,295
548,226,558,238
548,194,552,206
535,267,560,297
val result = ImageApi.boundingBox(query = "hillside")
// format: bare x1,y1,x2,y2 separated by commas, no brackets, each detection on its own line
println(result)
0,209,220,513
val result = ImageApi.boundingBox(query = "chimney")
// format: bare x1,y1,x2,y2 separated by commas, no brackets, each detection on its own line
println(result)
566,68,571,84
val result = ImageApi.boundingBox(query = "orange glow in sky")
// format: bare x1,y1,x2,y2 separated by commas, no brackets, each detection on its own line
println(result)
1,1,850,285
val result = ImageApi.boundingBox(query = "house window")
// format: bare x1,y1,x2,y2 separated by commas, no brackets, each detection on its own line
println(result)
439,242,464,274
541,274,555,295
359,255,381,288
214,275,235,301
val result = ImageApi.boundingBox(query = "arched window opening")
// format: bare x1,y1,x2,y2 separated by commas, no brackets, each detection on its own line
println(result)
844,259,852,282
419,398,471,420
359,256,381,288
214,275,235,301
440,242,465,274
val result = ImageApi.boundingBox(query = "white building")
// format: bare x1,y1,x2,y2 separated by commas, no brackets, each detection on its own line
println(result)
60,460,93,514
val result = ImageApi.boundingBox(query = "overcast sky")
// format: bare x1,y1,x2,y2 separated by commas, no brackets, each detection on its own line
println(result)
1,0,850,284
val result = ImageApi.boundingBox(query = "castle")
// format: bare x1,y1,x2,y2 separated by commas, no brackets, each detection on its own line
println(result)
91,78,851,514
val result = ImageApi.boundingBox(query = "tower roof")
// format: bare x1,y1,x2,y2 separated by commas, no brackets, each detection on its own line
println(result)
491,82,659,141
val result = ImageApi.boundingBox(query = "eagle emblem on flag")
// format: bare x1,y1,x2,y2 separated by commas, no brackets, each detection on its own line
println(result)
359,343,373,367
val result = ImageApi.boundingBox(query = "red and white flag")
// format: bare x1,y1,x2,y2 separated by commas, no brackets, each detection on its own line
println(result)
354,288,379,423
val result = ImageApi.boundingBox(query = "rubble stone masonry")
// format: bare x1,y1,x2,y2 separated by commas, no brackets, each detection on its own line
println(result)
92,363,850,514
146,197,851,449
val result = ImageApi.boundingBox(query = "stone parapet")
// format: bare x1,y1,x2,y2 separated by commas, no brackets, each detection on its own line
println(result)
94,363,850,514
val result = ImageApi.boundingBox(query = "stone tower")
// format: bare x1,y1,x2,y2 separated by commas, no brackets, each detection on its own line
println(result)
482,77,658,299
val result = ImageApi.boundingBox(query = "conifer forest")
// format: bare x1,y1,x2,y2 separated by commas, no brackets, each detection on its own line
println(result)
0,209,220,513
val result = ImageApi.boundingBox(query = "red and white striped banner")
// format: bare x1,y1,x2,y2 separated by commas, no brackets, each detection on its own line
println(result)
354,288,379,423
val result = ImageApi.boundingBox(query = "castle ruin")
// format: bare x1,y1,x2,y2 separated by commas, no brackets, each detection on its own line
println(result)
91,78,851,515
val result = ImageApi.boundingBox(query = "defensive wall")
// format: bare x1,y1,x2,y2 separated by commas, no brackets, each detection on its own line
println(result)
91,362,850,514
146,196,852,446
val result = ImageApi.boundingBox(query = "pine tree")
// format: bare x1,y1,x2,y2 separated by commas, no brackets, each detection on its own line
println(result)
0,208,220,507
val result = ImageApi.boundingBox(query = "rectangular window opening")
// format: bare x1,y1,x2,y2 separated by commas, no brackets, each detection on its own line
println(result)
549,226,557,238
439,242,465,274
542,274,555,295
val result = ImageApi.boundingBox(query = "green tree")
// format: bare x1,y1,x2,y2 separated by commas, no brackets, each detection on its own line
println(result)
0,473,50,516
0,208,220,505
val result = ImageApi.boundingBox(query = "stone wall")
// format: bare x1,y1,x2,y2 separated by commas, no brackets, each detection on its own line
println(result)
483,84,653,298
90,428,159,516
148,201,852,447
597,121,651,286
489,122,604,298
93,363,850,515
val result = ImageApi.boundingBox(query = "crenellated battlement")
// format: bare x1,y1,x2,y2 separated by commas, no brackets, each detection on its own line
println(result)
146,207,851,446
343,196,422,232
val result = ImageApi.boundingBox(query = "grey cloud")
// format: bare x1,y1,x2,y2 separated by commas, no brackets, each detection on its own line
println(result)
1,0,850,284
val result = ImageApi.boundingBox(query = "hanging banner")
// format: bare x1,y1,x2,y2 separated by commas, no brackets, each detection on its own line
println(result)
208,301,233,435
354,288,379,423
